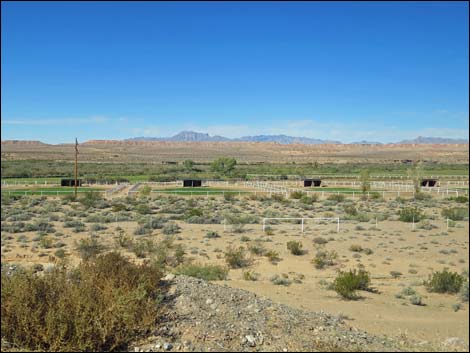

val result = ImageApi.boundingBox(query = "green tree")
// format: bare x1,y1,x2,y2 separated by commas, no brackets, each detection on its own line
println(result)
211,157,237,175
182,159,194,172
359,169,371,194
139,185,151,197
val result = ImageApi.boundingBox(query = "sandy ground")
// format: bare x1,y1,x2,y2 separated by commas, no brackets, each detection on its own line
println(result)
1,194,468,346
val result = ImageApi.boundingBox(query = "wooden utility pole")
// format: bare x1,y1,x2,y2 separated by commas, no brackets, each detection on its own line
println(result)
74,138,78,198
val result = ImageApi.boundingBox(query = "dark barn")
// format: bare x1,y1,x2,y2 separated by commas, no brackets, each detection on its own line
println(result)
420,179,438,187
61,179,82,187
183,179,202,187
304,178,322,187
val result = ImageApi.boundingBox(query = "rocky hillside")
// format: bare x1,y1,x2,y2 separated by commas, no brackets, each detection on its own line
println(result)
131,275,467,352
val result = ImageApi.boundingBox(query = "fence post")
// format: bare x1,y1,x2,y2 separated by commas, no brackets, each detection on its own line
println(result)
301,218,304,233
337,218,340,233
262,218,266,232
447,218,449,230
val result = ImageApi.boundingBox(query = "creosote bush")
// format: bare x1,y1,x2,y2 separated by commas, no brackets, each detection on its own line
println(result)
1,252,163,352
224,246,250,268
287,241,304,255
332,268,372,300
425,269,464,294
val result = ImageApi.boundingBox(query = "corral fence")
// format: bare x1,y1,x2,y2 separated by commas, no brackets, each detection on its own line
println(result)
263,217,340,233
0,189,105,197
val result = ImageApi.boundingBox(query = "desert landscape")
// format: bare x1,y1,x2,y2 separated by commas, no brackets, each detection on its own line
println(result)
1,141,469,351
2,2,469,352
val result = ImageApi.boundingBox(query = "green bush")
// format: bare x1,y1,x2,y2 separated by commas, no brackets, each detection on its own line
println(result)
290,191,303,199
174,263,228,281
162,222,181,235
286,241,304,255
224,246,250,268
312,250,337,269
441,207,469,221
78,192,103,209
332,268,372,300
300,194,318,204
399,207,424,222
1,252,163,352
425,269,464,294
75,236,104,261
205,230,220,239
327,194,345,202
265,250,281,264
243,270,259,281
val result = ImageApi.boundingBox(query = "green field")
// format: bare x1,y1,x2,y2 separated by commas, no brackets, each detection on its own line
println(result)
1,187,105,196
151,187,251,195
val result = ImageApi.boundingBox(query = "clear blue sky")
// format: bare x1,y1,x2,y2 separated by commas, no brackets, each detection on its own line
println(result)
2,1,468,143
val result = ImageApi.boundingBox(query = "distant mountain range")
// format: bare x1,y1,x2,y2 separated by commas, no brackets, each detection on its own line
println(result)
125,131,468,145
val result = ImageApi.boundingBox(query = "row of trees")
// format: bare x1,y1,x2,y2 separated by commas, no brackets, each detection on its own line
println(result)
182,157,237,176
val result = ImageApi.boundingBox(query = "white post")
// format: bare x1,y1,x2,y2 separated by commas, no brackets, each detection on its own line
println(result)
262,218,266,231
446,218,449,230
412,216,415,230
301,218,304,233
337,218,340,233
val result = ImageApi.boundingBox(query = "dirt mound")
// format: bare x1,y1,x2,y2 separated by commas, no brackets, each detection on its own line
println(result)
132,275,442,352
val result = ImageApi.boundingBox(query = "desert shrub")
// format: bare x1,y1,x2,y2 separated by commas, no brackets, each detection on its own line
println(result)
223,193,235,201
75,236,104,261
313,237,328,245
39,236,54,249
78,191,103,209
205,230,220,239
300,194,318,204
287,241,304,255
139,185,151,197
271,194,285,202
270,274,291,286
399,207,424,222
132,239,156,258
400,286,417,296
390,271,402,279
349,244,363,252
332,268,372,300
265,250,281,264
174,263,228,281
4,253,163,351
111,203,127,212
231,223,246,233
54,249,66,259
248,242,266,256
328,194,345,202
135,204,151,215
162,222,181,235
343,205,358,216
410,295,424,306
224,246,250,268
134,225,150,236
243,270,259,281
441,207,469,221
451,196,469,203
91,223,107,232
290,191,303,199
363,248,373,255
312,250,337,269
264,226,274,235
425,269,464,294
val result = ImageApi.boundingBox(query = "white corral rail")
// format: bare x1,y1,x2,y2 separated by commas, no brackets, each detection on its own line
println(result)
262,217,340,233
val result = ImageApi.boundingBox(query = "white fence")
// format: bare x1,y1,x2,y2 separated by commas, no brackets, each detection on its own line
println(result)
263,217,340,233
